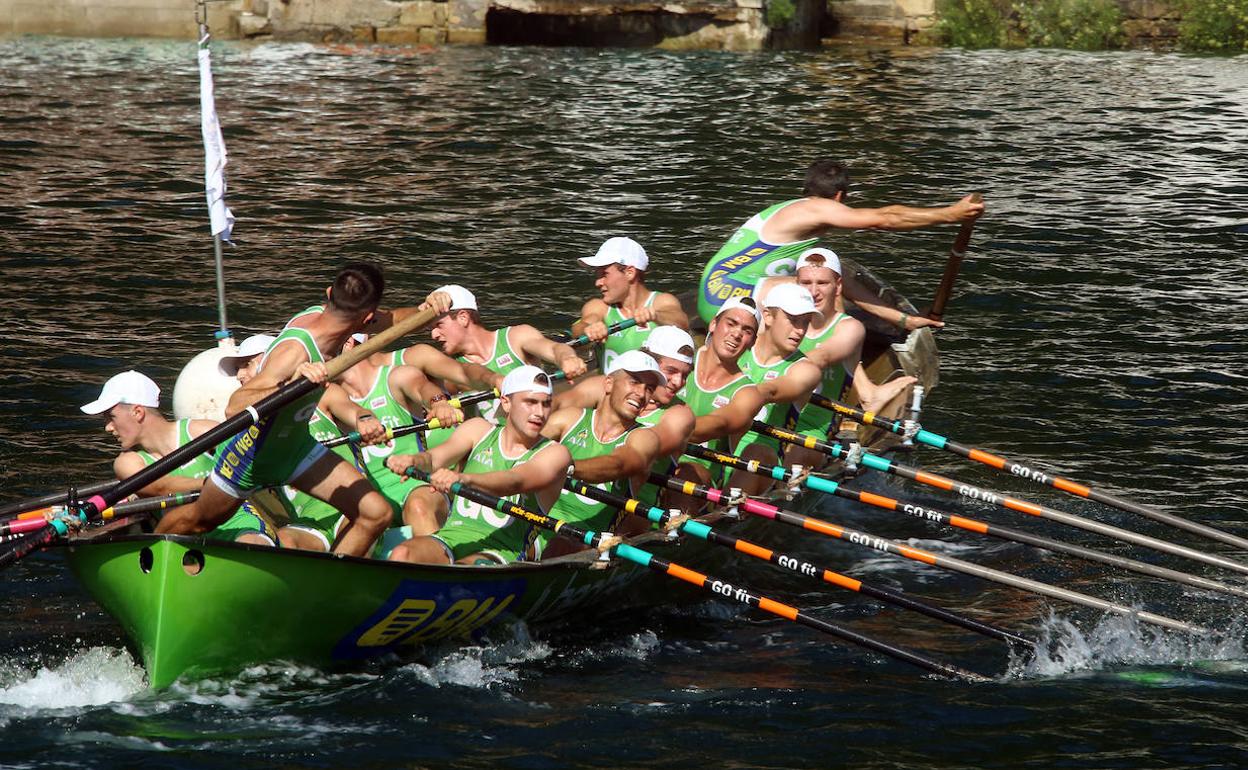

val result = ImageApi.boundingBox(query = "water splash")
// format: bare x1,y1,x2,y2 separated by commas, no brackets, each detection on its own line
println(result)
400,626,554,689
1008,610,1248,679
0,647,146,712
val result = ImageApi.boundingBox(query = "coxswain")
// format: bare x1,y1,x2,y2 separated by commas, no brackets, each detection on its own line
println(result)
696,159,983,326
82,370,275,545
156,262,444,558
383,365,572,565
217,334,276,385
573,237,690,371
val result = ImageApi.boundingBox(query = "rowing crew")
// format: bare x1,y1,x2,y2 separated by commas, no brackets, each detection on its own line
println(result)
80,159,982,564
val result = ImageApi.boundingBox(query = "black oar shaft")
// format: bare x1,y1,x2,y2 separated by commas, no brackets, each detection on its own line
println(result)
754,423,1248,600
566,480,1034,649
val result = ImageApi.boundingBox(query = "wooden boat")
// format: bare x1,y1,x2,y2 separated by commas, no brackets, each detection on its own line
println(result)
61,259,940,689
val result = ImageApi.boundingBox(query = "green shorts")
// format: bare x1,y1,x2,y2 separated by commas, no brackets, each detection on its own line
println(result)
281,489,346,551
363,467,425,526
207,502,278,545
434,518,529,564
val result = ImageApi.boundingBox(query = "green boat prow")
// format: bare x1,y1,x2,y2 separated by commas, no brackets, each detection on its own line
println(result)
65,534,657,689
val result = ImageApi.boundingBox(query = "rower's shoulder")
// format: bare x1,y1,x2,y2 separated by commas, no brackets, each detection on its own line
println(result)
113,451,146,479
185,419,218,439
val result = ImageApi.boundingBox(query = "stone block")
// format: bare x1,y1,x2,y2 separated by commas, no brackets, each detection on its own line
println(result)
736,0,763,9
448,0,488,29
400,0,437,27
446,26,485,42
237,12,272,36
376,25,422,42
309,0,401,27
418,26,447,44
352,24,377,41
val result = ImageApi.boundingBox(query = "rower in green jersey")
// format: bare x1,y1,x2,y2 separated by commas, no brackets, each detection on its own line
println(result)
551,326,697,510
421,284,586,426
756,248,917,445
539,351,666,558
695,159,985,325
82,370,275,544
572,237,690,372
384,366,571,565
157,262,449,558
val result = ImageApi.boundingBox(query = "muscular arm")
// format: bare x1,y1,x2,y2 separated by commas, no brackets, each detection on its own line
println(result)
574,298,610,337
800,317,865,371
756,361,823,407
767,195,985,241
224,339,310,418
652,405,695,456
652,292,690,330
572,427,661,483
689,385,764,442
551,375,605,411
402,344,502,391
511,325,586,379
463,442,572,498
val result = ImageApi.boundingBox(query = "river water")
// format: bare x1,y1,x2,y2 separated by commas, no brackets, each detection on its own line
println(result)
1,36,1247,768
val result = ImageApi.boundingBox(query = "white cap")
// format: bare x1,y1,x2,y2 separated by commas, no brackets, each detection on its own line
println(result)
578,237,649,271
605,350,665,385
81,370,161,415
713,295,763,328
435,284,478,312
643,326,695,365
218,334,276,375
762,283,824,323
796,247,841,276
500,365,554,397
350,332,368,344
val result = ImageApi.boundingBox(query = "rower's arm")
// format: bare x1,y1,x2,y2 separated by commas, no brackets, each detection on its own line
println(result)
800,317,866,371
689,386,765,442
113,452,202,497
512,324,586,380
796,195,985,233
551,375,606,411
756,361,822,406
572,298,610,339
652,404,696,456
320,383,371,425
224,340,312,418
404,344,502,391
364,289,453,333
652,292,691,330
572,427,661,483
462,442,573,497
387,418,487,478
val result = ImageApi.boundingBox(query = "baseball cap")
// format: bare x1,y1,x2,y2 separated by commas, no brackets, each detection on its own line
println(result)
796,247,842,276
435,284,478,312
578,237,649,271
643,326,695,365
81,370,161,415
713,295,763,328
605,350,665,385
218,334,276,375
762,283,824,323
500,365,554,397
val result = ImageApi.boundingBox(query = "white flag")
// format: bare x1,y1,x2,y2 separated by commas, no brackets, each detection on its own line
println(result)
198,42,235,241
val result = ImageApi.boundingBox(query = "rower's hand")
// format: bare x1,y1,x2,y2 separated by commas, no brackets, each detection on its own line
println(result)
559,354,587,381
584,321,609,343
295,361,329,385
427,400,463,428
627,306,657,326
429,468,462,494
387,452,432,478
421,290,453,315
953,193,985,222
907,315,945,331
355,413,387,445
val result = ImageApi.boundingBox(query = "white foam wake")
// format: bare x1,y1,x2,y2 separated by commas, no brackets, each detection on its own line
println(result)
0,647,146,711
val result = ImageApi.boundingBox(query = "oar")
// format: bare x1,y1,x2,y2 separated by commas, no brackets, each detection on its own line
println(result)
0,480,115,522
752,422,1248,600
551,318,639,346
650,469,1208,636
927,192,982,322
405,469,988,681
0,305,442,569
564,478,1036,650
0,490,205,537
809,393,1248,552
324,371,570,449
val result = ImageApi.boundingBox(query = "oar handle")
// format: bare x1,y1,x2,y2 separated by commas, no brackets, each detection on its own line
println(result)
928,192,983,322
557,318,639,347
0,479,115,522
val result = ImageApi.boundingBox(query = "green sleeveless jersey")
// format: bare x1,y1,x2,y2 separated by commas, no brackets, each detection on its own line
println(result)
600,291,655,371
546,408,634,535
696,200,820,324
456,326,529,423
737,347,808,454
436,424,549,562
349,365,427,517
678,348,753,474
136,419,215,480
796,311,851,437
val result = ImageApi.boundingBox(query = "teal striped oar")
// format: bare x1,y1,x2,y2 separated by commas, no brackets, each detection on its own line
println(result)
810,393,1248,551
406,468,989,681
551,318,638,346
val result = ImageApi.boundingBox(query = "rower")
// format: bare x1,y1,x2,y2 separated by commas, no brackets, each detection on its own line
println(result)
758,247,916,427
156,262,440,558
552,325,696,510
538,350,666,557
573,236,690,371
81,370,275,545
383,366,572,565
218,334,276,385
695,158,983,327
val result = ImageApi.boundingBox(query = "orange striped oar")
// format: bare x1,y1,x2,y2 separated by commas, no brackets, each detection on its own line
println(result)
809,393,1248,552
